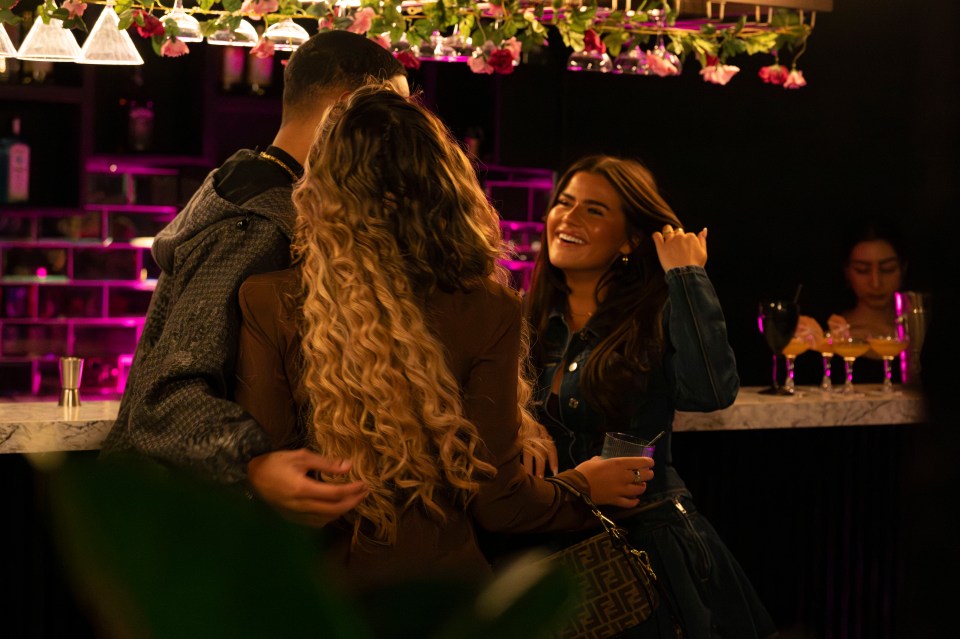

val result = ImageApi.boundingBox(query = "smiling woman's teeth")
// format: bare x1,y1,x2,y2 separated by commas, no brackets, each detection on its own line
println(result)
559,233,585,245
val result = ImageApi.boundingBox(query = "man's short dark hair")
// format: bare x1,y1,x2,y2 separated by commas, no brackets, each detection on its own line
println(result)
282,30,405,121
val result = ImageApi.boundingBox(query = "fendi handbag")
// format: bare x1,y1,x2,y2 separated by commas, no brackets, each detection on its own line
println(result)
544,477,662,639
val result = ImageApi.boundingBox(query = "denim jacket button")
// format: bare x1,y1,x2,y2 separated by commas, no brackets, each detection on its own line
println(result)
568,362,578,372
568,397,579,409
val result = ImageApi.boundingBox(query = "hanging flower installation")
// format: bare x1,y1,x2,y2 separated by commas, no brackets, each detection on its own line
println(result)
0,0,819,87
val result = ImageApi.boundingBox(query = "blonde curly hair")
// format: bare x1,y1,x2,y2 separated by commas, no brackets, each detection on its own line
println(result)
290,83,548,546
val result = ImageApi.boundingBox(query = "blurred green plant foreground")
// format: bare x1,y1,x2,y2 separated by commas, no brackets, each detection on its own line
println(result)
44,456,577,639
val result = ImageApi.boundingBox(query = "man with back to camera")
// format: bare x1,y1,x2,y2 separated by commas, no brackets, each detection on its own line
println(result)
101,31,409,526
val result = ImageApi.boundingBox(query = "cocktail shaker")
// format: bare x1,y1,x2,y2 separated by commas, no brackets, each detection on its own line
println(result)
58,356,83,407
895,291,929,387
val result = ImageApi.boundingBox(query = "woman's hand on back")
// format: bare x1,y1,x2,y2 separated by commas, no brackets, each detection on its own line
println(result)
575,455,654,508
652,224,708,271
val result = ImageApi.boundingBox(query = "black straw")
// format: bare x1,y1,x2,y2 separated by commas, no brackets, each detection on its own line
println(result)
646,430,666,447
793,284,803,304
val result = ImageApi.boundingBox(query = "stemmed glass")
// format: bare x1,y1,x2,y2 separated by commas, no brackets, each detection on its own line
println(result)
781,336,809,395
866,335,908,394
758,301,799,395
812,333,835,392
833,338,870,395
644,8,682,76
613,45,648,75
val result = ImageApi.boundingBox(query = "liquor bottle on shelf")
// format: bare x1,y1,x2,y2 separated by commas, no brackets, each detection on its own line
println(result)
221,46,247,93
0,117,30,203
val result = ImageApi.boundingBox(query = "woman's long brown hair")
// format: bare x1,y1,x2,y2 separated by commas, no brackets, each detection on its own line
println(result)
291,83,547,547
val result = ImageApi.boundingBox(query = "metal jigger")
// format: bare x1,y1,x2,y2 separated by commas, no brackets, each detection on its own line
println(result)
59,356,84,407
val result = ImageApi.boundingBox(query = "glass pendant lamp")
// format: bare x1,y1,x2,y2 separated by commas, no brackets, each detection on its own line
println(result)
0,23,17,57
79,2,144,65
17,11,82,62
262,19,309,51
160,0,203,43
207,19,259,47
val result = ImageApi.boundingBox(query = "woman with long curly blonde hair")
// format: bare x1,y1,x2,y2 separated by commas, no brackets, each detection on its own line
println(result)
235,83,652,591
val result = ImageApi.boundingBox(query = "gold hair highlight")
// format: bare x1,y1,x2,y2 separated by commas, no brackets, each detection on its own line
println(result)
289,84,545,546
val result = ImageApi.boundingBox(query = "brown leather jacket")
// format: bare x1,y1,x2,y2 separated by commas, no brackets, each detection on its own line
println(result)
236,268,595,592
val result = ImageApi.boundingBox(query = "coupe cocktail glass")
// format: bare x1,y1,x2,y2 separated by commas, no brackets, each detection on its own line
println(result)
867,335,908,394
781,336,810,394
812,334,834,392
833,338,870,395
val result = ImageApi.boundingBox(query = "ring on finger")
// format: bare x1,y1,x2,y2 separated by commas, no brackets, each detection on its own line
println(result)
632,469,644,485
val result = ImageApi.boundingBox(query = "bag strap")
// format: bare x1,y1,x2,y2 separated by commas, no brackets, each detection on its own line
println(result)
548,476,686,639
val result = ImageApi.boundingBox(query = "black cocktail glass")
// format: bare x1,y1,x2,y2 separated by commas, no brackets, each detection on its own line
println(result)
758,301,800,394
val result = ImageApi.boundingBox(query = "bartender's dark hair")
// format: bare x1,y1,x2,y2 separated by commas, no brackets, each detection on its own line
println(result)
526,155,682,418
282,31,405,123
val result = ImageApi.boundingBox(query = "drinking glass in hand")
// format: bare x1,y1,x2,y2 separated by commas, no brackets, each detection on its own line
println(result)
758,301,800,395
867,335,908,394
833,338,870,395
601,432,656,459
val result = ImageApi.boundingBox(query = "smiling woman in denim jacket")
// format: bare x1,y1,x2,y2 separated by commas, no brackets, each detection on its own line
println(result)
522,156,777,639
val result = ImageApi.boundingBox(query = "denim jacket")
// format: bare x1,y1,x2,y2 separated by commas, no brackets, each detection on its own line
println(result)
534,265,739,500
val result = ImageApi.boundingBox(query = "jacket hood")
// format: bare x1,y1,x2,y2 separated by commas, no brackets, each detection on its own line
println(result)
152,150,297,273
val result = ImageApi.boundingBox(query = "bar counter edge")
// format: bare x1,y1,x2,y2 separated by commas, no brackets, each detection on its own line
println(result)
0,385,928,454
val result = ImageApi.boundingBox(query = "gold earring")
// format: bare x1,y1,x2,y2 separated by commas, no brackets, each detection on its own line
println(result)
621,253,630,265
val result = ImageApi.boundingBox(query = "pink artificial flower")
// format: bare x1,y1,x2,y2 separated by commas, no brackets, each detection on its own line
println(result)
645,52,679,77
783,68,807,89
395,51,420,70
373,34,391,50
583,29,605,54
488,49,516,74
250,37,275,59
485,3,505,18
468,54,494,75
240,0,278,20
758,63,789,85
700,63,739,86
317,17,334,30
135,11,164,38
62,0,87,19
347,7,375,34
501,36,521,63
160,37,189,58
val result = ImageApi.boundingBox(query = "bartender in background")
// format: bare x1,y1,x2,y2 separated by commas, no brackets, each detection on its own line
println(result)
795,215,910,376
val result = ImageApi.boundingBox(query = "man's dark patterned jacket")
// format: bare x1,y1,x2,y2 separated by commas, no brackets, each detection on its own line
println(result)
101,151,296,483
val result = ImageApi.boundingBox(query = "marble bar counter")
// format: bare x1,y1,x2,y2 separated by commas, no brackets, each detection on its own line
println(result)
0,386,927,454
675,385,927,431
0,400,121,454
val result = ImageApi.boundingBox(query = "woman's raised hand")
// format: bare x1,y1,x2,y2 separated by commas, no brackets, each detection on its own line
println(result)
652,224,708,271
575,455,654,508
828,314,851,340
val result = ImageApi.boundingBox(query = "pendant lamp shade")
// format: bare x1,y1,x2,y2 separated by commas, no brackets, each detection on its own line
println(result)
0,24,17,57
17,15,81,62
207,19,259,47
262,19,309,52
79,5,144,65
161,0,203,43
